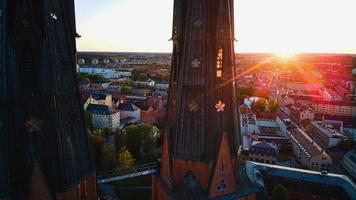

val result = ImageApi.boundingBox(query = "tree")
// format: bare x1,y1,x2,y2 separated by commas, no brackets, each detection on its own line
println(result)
236,85,255,101
115,130,126,150
121,86,133,95
251,98,268,112
272,184,289,200
118,147,135,169
268,100,280,112
84,111,93,130
125,124,160,161
101,146,118,171
103,127,112,138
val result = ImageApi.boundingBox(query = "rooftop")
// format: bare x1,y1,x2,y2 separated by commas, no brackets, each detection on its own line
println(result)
86,104,117,115
311,121,345,138
288,128,325,158
344,149,356,165
118,102,140,112
245,161,356,199
249,142,279,157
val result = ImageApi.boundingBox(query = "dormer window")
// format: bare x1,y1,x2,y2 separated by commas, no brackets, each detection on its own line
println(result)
216,48,223,78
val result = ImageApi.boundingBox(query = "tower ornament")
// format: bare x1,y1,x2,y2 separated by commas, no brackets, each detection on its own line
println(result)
193,18,203,28
191,58,201,68
215,100,225,112
188,100,199,112
25,117,43,133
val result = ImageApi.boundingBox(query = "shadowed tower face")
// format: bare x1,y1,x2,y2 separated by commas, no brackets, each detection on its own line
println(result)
0,0,96,199
169,0,239,162
153,0,243,199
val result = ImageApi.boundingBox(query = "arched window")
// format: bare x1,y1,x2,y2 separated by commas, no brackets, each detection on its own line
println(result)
216,48,223,78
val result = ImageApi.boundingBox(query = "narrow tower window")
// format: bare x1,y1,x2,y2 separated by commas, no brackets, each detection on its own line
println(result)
216,48,223,78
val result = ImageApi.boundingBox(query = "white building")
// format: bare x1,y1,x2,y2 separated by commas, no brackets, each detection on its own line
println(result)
311,101,356,117
117,102,141,122
84,93,112,110
86,104,120,130
91,58,99,65
287,128,332,171
306,121,345,149
80,67,120,79
155,83,169,90
78,58,85,65
136,79,155,87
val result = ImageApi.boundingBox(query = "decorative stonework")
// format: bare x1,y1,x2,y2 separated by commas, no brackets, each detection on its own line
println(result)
188,100,199,112
191,58,201,68
193,18,203,28
217,179,228,192
25,117,43,133
50,12,58,20
172,100,177,107
215,101,225,112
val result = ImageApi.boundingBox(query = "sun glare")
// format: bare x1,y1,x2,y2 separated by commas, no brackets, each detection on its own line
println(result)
274,52,297,59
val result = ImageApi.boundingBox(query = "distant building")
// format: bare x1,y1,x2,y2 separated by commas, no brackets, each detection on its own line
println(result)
117,102,141,122
306,121,345,149
117,70,132,78
287,128,332,171
86,104,120,130
250,133,290,147
256,112,278,134
103,58,111,64
136,79,155,87
80,67,119,79
311,100,356,116
91,58,99,65
78,58,85,65
279,95,295,106
248,142,279,164
141,107,166,125
84,93,112,110
289,104,314,122
155,83,169,90
319,88,343,101
343,149,356,179
132,87,151,96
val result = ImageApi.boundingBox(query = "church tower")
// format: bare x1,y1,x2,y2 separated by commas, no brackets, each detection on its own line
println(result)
0,0,96,199
152,0,253,199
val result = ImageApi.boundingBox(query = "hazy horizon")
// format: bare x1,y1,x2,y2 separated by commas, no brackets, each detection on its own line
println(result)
75,0,356,54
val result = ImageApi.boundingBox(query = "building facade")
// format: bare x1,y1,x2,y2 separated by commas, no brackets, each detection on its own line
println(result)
117,102,141,122
0,0,96,199
86,104,120,130
80,67,120,79
248,142,278,164
306,121,345,150
287,128,332,171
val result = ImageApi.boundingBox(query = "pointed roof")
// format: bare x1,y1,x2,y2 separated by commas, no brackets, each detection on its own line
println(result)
159,132,172,188
28,162,53,200
208,133,236,198
174,172,208,200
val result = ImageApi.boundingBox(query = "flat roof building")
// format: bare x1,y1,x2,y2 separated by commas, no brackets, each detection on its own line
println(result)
307,121,345,150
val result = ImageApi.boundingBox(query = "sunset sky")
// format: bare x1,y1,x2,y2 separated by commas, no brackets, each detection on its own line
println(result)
74,0,356,54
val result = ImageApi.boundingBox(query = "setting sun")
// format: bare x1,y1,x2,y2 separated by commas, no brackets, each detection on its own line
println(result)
274,52,298,59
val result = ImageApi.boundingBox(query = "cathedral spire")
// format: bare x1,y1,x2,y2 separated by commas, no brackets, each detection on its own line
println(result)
153,0,241,199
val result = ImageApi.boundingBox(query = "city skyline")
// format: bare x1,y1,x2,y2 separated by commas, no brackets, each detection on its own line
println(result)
75,0,356,54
